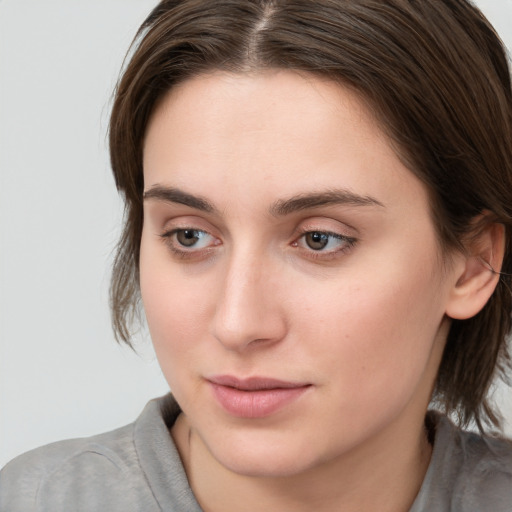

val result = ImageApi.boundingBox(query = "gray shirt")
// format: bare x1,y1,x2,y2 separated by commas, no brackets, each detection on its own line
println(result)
1,394,511,511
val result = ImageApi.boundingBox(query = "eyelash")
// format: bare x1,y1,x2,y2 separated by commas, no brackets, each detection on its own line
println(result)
159,227,357,261
160,228,219,259
292,229,357,260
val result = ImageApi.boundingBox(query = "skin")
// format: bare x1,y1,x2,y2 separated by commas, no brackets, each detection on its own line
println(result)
140,70,477,511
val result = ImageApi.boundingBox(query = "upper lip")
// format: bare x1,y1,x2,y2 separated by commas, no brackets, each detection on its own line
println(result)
207,375,310,391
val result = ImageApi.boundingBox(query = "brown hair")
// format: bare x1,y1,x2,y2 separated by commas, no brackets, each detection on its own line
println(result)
109,0,512,430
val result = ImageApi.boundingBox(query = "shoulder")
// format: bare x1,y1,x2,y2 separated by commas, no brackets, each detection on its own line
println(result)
416,413,512,512
0,395,182,512
450,420,512,510
0,423,144,512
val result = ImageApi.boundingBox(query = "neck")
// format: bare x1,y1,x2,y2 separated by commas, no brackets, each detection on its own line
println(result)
172,411,433,512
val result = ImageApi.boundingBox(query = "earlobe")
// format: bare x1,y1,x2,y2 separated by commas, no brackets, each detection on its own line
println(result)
445,222,505,320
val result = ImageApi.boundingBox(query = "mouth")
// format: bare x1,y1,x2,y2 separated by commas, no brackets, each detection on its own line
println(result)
206,375,311,418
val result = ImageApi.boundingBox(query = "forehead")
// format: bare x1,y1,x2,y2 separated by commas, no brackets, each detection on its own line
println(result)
145,70,382,150
142,70,428,216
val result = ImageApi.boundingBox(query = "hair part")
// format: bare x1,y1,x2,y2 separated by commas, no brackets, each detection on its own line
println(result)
109,0,512,430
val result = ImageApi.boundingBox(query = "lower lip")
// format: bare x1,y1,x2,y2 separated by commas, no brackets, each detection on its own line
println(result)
209,383,310,418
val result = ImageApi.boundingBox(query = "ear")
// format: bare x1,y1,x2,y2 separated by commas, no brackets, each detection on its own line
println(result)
445,221,505,320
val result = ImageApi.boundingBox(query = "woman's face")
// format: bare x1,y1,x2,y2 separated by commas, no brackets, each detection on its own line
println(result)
140,70,460,477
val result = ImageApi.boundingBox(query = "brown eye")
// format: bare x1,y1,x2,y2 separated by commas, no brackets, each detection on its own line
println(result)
305,232,330,250
160,227,219,259
175,229,208,247
296,230,356,256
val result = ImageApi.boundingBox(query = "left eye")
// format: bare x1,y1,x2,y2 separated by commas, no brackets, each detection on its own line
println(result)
298,231,352,252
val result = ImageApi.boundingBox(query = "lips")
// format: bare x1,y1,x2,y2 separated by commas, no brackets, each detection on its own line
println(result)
207,375,311,418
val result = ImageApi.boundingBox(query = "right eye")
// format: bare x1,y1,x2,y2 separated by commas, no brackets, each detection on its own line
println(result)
160,228,219,256
174,229,211,248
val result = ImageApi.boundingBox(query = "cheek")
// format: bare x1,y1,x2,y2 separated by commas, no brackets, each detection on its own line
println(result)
142,278,209,396
142,276,207,342
139,241,214,379
291,248,447,401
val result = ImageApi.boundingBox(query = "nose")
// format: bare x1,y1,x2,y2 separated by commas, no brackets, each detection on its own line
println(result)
211,249,287,352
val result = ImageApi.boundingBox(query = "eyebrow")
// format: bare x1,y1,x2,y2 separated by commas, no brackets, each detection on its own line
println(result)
143,185,384,216
143,186,216,213
269,189,384,216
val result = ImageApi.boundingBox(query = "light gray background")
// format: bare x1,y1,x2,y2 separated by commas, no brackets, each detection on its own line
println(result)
1,0,511,467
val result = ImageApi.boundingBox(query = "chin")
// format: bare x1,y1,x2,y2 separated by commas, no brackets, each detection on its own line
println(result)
218,451,317,479
202,428,326,478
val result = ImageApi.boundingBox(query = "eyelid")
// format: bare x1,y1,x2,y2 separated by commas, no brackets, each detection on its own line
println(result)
292,216,357,239
297,215,358,233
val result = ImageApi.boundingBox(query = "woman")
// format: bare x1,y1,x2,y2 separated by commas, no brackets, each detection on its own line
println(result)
2,0,512,510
